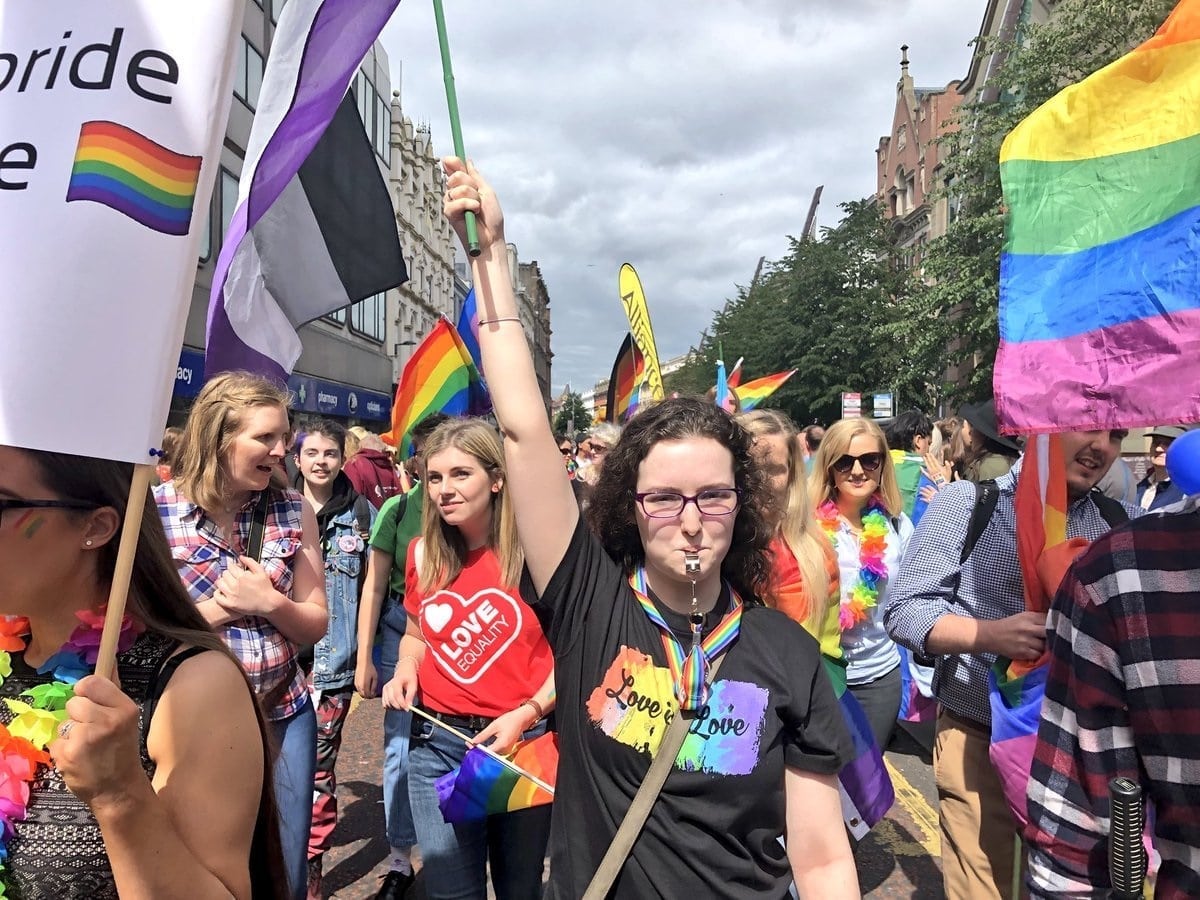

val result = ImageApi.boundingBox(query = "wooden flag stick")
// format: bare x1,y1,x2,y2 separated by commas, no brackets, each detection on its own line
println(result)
94,463,154,681
409,706,554,794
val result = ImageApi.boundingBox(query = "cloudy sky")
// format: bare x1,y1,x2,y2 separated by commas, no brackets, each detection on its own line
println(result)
381,1,984,396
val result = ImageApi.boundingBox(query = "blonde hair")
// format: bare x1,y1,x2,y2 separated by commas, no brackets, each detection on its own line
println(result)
344,426,367,459
417,419,523,593
739,410,832,634
808,418,902,516
173,371,292,514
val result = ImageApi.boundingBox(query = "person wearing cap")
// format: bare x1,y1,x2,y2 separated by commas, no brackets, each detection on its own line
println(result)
956,399,1022,483
1137,425,1190,510
885,425,1141,899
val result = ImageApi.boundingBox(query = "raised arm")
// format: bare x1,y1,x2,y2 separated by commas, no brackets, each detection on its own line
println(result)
442,158,578,592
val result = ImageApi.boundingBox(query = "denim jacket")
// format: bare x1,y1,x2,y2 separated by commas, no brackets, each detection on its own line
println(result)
312,503,372,690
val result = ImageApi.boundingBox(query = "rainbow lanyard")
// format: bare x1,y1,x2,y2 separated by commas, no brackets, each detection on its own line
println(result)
629,567,742,711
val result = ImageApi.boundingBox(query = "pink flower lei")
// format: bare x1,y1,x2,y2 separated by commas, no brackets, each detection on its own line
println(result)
815,496,891,631
0,607,141,888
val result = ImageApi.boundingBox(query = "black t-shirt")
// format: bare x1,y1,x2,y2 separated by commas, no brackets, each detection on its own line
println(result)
534,520,850,898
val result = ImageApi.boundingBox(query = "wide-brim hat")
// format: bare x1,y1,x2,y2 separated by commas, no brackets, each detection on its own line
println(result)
959,399,1023,453
1146,424,1188,441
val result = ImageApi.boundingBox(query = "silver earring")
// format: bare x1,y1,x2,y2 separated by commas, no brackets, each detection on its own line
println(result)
85,540,93,547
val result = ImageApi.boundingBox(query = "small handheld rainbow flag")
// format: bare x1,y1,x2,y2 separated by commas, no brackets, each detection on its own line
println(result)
66,121,202,236
384,317,489,457
605,333,645,423
735,369,796,412
435,731,558,823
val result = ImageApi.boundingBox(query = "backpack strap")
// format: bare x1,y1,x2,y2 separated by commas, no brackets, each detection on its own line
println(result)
244,489,271,562
960,480,1000,565
353,494,373,539
1090,489,1130,529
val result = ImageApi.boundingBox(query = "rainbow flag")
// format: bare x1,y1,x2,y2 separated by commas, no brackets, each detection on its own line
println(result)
735,369,796,412
435,732,558,823
823,658,894,839
455,288,484,378
66,121,202,236
384,317,489,457
605,333,644,423
995,0,1200,432
989,434,1090,827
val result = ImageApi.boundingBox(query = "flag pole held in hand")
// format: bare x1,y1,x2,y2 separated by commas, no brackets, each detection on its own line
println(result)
410,706,555,794
95,464,154,681
432,0,480,256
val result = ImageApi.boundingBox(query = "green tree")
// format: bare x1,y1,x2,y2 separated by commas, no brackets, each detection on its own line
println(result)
671,198,909,425
888,0,1175,404
552,391,590,435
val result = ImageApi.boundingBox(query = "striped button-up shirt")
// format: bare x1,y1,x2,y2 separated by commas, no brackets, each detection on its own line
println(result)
884,458,1141,725
1025,496,1200,899
155,481,308,720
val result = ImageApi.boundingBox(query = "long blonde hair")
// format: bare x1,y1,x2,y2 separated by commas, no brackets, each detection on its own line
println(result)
417,419,523,593
740,409,832,633
808,418,902,516
173,372,292,514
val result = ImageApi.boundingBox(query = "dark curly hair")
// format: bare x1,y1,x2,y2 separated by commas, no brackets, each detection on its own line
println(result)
585,396,774,604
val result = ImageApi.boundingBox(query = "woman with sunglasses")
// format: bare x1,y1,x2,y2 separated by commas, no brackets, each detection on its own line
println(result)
440,158,857,899
808,419,913,752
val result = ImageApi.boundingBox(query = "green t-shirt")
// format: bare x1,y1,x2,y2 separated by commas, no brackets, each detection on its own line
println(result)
369,485,424,597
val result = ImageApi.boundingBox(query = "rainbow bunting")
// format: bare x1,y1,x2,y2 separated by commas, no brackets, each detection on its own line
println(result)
434,732,558,823
605,333,645,423
384,317,489,457
66,121,202,236
735,369,796,412
995,0,1200,432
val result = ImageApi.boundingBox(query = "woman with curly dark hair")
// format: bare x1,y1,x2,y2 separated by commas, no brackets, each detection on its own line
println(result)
441,157,857,899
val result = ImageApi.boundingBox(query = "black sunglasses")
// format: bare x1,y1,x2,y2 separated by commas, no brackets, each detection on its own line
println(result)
0,498,100,527
831,452,883,475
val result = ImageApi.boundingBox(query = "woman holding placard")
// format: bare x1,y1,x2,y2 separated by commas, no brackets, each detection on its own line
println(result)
382,417,554,899
154,372,328,900
0,445,284,898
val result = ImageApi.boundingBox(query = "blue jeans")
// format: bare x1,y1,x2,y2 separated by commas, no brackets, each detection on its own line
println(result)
409,715,551,900
270,698,317,900
379,599,418,850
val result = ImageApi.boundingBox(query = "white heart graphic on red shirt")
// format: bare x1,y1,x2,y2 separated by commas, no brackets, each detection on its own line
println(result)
424,603,454,634
420,588,524,685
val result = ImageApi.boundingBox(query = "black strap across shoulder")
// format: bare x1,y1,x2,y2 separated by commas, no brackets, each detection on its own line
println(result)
960,480,1000,564
244,489,271,562
141,645,212,743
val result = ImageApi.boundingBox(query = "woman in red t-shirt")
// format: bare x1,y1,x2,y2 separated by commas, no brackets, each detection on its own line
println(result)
382,418,554,900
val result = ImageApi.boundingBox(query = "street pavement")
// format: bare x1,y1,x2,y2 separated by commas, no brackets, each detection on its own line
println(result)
321,699,944,899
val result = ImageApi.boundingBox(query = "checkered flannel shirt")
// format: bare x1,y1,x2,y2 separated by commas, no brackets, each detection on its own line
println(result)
1026,496,1200,899
884,457,1142,726
154,481,307,720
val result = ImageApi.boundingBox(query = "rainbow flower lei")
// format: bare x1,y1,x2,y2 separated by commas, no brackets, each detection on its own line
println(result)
0,609,141,894
815,497,890,631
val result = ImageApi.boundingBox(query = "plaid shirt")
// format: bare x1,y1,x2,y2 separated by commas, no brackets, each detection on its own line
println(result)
885,458,1142,725
155,481,308,720
1026,496,1200,899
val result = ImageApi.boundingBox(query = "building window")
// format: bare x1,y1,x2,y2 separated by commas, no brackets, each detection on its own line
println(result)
234,37,264,110
350,293,387,342
897,124,907,150
323,307,347,326
350,70,391,162
198,207,212,263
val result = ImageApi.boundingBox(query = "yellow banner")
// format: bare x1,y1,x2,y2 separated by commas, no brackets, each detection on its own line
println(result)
618,263,665,401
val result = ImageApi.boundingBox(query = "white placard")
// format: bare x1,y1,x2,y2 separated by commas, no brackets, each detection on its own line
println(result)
0,3,245,463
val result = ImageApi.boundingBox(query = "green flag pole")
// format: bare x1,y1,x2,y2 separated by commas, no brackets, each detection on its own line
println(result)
432,0,480,256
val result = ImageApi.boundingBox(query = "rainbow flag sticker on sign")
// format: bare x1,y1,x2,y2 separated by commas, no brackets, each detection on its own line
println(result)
65,121,202,236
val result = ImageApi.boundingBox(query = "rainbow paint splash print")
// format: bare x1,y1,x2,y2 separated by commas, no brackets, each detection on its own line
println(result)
586,647,767,776
66,121,202,236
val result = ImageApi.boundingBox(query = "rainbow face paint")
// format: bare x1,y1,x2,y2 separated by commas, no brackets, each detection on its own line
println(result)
13,511,45,541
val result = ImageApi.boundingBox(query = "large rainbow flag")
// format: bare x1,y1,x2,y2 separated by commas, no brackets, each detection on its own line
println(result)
384,317,489,457
435,732,558,823
605,333,645,423
66,121,202,236
735,369,796,412
995,0,1200,432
